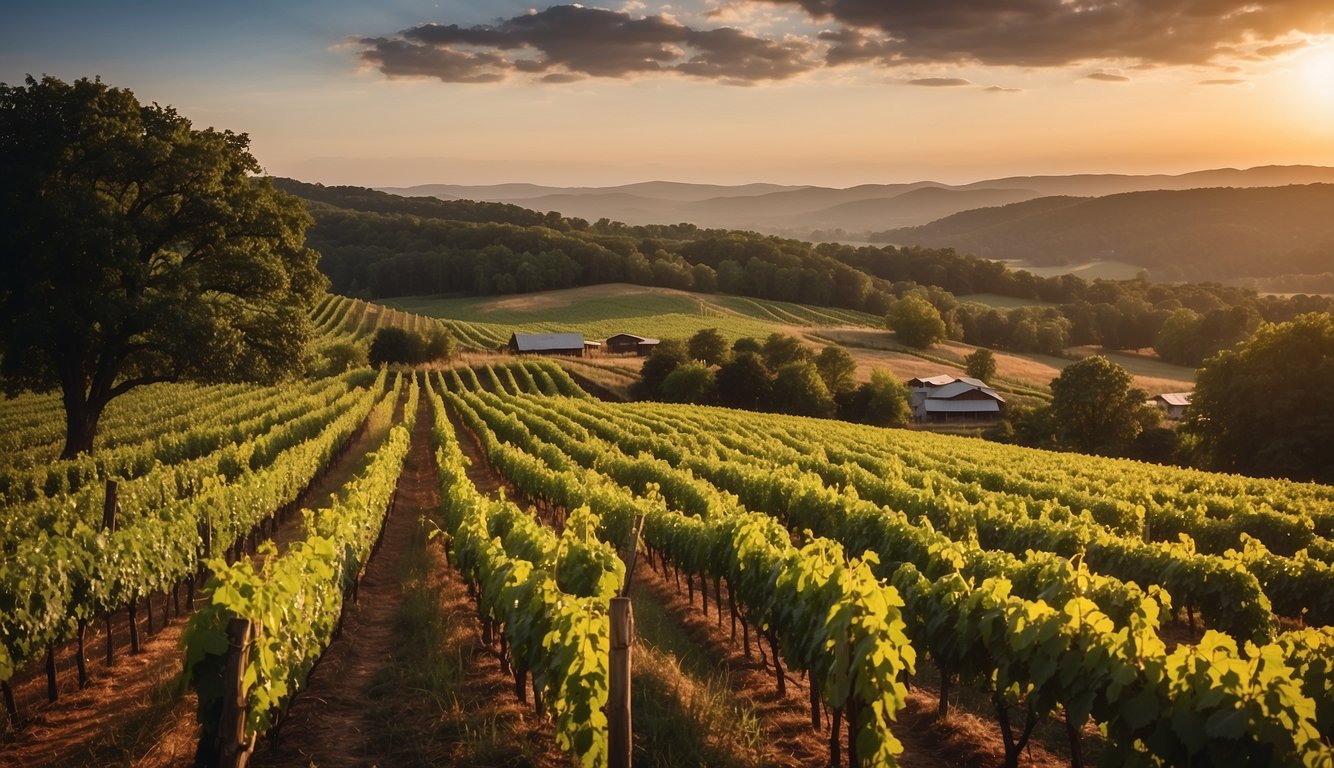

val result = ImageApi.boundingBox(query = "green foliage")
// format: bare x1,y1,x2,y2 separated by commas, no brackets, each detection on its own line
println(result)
761,332,810,369
0,75,325,458
886,296,946,349
1049,356,1149,454
1187,313,1334,483
964,348,997,382
442,374,1334,768
1155,306,1260,366
314,340,368,376
1,371,384,689
731,336,763,356
715,352,772,411
687,328,730,366
772,361,836,418
858,370,912,428
659,362,718,405
185,374,415,742
634,339,689,399
366,326,456,367
815,345,858,395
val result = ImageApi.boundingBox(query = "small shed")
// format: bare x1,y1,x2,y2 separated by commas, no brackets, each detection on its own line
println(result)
509,332,588,357
605,333,661,356
1152,392,1192,420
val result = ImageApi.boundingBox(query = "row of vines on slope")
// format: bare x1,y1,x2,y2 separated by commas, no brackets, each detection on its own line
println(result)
446,360,1332,768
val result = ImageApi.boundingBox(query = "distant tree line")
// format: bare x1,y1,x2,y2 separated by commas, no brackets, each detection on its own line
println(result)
281,179,1332,366
634,330,910,427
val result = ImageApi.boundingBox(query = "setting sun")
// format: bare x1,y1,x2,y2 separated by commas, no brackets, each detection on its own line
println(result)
1303,45,1334,99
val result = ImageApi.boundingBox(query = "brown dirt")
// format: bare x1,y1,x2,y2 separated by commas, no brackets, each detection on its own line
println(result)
252,394,568,768
0,391,399,768
249,394,428,768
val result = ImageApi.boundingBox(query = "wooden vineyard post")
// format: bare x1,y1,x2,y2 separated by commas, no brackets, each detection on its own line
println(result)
608,514,644,768
202,617,256,768
103,480,119,669
609,596,633,768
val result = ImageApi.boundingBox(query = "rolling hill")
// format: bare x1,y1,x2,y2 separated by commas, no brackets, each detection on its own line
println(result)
875,183,1334,283
379,165,1334,239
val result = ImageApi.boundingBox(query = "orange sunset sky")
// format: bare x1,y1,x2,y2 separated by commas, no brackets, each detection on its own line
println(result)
3,1,1333,186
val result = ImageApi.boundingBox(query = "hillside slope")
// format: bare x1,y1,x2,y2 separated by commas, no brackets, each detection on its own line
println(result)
877,184,1334,282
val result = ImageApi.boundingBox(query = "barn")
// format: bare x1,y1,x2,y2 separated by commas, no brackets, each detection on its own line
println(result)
909,375,1005,422
1152,392,1192,420
604,333,661,356
508,332,595,357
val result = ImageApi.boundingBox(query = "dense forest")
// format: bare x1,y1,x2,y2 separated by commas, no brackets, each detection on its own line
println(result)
279,179,1332,363
871,184,1334,285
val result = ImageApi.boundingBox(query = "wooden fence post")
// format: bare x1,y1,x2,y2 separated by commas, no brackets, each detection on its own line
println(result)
212,618,256,768
609,596,633,768
103,480,119,670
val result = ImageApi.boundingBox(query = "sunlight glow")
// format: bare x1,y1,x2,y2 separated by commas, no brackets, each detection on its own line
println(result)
1303,46,1334,100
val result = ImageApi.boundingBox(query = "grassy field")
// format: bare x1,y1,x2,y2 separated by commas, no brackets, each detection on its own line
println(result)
383,284,882,346
1005,259,1145,281
375,283,1195,397
819,328,1195,396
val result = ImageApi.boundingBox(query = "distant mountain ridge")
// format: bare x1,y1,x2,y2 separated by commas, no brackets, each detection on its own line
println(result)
874,183,1334,283
378,165,1334,237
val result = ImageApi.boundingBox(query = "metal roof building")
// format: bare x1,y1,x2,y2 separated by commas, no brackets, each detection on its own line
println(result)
508,332,594,357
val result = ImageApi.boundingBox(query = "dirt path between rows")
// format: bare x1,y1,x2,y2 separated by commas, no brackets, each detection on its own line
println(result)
0,390,398,768
252,393,566,768
250,391,422,767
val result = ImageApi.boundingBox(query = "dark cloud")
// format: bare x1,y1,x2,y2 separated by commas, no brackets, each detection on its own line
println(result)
985,85,1022,93
356,4,815,84
1198,78,1248,85
907,77,972,87
356,38,508,83
759,0,1334,68
1086,72,1131,82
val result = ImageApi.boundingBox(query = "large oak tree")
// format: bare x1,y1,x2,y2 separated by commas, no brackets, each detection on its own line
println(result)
0,76,326,458
1186,313,1334,483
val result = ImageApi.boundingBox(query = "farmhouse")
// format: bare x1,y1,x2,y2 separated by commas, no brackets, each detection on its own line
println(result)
1152,392,1192,420
508,332,598,357
909,375,1005,422
604,333,661,356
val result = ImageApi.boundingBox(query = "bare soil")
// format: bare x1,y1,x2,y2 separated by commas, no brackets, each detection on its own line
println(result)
249,394,430,767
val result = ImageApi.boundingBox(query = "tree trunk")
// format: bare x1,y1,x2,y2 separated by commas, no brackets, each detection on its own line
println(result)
60,393,103,459
766,630,786,697
1066,711,1085,768
829,707,842,768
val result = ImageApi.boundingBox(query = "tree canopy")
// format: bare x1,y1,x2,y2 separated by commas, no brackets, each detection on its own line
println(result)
0,75,325,457
1186,313,1334,483
367,327,455,367
1048,356,1150,454
964,348,997,382
887,296,946,349
687,328,730,366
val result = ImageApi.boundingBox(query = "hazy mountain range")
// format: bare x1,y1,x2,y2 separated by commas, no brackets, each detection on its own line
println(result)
381,165,1334,237
872,183,1334,283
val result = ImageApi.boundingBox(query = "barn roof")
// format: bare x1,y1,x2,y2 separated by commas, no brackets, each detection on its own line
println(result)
511,332,585,351
909,374,957,387
928,380,1005,402
1154,392,1192,407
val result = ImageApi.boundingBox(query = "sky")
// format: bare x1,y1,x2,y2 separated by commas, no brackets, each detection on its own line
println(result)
4,1,1334,188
